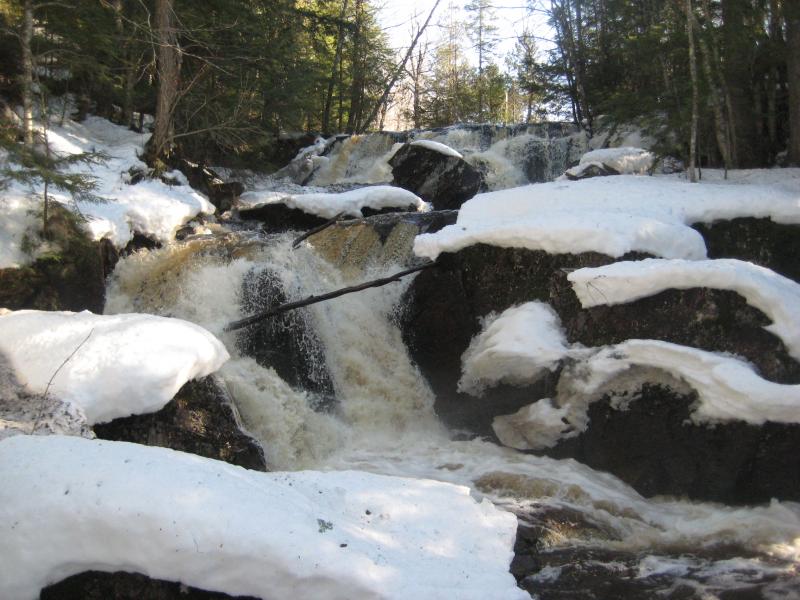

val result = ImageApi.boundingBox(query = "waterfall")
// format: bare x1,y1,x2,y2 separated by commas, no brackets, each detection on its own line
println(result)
105,226,800,593
277,124,587,191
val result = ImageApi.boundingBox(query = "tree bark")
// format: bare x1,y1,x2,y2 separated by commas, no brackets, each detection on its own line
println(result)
146,0,181,166
787,0,800,165
695,19,732,171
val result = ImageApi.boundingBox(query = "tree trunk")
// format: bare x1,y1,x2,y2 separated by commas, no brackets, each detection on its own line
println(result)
787,1,800,165
686,0,699,182
21,0,34,147
146,0,181,166
695,21,732,171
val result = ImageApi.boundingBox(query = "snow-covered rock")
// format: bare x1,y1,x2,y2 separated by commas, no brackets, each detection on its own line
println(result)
459,302,569,396
414,172,800,261
0,310,229,424
238,185,429,219
579,147,655,174
0,435,527,600
568,258,800,361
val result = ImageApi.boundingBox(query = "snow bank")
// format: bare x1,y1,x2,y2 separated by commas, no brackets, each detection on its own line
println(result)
0,435,527,600
568,258,800,361
459,302,569,396
410,139,464,159
0,116,215,268
239,185,430,219
0,310,229,423
579,147,655,174
414,172,800,260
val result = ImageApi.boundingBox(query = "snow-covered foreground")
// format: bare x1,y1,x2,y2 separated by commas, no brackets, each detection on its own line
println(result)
414,171,800,260
0,435,526,600
0,115,214,269
0,310,228,424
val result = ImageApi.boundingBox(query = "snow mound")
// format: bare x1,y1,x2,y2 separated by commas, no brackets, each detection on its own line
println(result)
0,310,229,423
410,139,464,159
414,172,800,260
0,116,215,268
459,302,569,396
579,147,655,174
0,435,526,600
568,258,800,361
239,185,430,219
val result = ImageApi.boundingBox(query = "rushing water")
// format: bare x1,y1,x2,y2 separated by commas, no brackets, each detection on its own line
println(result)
105,222,800,597
276,123,587,191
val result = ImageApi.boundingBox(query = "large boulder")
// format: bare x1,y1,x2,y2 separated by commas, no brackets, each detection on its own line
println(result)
0,205,115,313
401,245,636,436
540,382,800,504
389,143,485,210
401,240,800,504
94,375,266,471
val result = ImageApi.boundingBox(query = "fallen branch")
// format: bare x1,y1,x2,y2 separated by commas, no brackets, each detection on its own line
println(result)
292,212,346,248
224,262,435,332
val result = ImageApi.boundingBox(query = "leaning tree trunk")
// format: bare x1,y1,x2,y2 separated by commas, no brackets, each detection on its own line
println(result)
21,0,34,147
146,0,181,167
787,1,800,165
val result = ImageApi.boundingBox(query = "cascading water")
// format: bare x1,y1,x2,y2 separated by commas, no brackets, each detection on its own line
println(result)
105,220,800,597
277,123,587,192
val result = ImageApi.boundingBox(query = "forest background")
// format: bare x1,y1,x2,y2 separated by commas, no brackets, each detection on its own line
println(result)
1,0,798,171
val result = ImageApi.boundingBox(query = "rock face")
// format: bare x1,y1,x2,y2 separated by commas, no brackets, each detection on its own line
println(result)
0,205,114,313
236,267,336,408
401,244,638,437
693,217,800,283
542,384,800,504
401,234,800,503
389,143,485,210
94,376,266,471
41,571,259,600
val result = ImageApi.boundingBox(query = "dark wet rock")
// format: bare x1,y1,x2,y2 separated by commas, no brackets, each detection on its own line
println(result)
559,287,800,384
400,245,636,436
510,509,799,599
238,203,328,233
122,232,161,255
236,267,335,408
0,205,114,313
693,218,800,283
543,384,800,503
177,159,244,213
94,376,266,471
389,143,486,210
41,570,259,600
